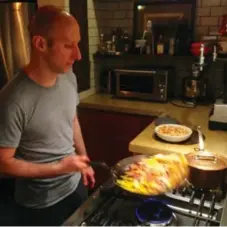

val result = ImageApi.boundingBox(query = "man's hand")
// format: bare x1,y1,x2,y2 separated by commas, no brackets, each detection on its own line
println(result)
82,166,95,188
59,154,89,174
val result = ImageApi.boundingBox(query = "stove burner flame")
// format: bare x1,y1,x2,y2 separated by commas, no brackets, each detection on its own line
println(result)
135,198,174,226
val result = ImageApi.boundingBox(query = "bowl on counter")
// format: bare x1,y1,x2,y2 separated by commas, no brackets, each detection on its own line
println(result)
155,124,193,143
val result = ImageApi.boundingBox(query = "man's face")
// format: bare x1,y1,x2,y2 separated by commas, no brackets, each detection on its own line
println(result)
44,19,82,74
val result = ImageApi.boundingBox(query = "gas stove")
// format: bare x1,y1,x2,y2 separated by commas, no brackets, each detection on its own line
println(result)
64,179,227,226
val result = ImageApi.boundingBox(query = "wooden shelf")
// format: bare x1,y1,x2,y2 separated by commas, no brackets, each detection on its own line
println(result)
93,53,195,61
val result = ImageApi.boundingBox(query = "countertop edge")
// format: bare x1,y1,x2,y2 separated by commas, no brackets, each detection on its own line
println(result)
79,102,162,117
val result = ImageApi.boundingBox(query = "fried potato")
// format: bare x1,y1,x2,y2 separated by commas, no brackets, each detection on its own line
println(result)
115,153,189,195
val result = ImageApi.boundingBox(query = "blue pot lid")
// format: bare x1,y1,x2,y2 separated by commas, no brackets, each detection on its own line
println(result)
135,198,173,225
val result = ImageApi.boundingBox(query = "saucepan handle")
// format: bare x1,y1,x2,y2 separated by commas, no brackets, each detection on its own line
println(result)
197,126,205,151
194,155,217,162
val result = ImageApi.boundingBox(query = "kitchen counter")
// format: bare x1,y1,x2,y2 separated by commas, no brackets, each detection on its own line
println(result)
80,93,227,157
129,103,227,157
79,93,163,116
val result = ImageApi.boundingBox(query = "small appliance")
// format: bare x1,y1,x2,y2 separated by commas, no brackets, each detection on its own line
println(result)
100,67,175,102
209,62,227,131
182,43,215,106
209,99,227,130
182,63,209,105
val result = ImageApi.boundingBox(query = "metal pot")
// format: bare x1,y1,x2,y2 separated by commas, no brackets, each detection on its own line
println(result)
185,126,227,189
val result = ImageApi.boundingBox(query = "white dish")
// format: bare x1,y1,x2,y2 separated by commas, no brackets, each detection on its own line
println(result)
155,124,193,143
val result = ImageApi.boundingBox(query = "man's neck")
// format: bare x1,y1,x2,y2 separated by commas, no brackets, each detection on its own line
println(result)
24,59,58,88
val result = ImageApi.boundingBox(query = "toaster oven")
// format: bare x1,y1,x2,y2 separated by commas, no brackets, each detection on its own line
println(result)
100,67,175,102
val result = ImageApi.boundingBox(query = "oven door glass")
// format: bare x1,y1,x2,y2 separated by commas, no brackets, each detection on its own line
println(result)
120,74,154,93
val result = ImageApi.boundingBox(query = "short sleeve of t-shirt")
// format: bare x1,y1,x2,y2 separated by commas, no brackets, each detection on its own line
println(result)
0,102,24,148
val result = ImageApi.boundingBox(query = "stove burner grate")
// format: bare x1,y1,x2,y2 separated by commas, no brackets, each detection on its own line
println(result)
78,179,225,226
170,184,224,226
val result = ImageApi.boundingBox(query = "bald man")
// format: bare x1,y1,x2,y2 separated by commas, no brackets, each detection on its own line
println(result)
0,5,95,225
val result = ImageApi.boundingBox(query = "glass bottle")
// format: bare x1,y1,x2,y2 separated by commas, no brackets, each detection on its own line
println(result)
123,30,129,53
98,33,106,55
145,20,154,55
169,37,175,56
156,34,165,55
111,29,117,54
112,35,116,53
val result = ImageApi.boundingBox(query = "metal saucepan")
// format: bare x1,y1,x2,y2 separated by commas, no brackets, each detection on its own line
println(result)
185,126,227,189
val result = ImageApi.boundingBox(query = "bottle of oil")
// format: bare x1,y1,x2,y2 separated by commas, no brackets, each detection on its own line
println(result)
156,34,165,55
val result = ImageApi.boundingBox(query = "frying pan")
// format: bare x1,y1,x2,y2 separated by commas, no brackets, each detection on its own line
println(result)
89,155,149,180
90,154,187,196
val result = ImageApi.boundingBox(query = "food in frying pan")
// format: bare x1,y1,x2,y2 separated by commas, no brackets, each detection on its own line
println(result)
115,153,189,195
157,125,191,137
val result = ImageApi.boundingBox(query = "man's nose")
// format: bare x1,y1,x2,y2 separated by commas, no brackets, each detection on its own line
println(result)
73,45,82,61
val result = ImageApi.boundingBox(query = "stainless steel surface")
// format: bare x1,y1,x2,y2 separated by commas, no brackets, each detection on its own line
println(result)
64,188,102,226
220,194,227,225
199,44,205,70
0,2,36,87
197,126,204,151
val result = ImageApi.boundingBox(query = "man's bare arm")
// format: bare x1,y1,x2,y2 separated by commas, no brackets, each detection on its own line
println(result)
0,147,89,178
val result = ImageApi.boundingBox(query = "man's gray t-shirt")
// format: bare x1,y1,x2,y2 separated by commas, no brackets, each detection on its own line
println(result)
0,70,81,208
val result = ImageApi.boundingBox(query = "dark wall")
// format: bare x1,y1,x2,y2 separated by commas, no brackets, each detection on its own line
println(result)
95,55,226,100
70,0,90,92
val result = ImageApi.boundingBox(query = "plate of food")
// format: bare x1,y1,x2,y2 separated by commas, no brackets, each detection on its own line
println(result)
155,124,193,143
114,153,189,196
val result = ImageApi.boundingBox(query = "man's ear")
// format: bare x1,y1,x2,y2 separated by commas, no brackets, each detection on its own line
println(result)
32,36,48,52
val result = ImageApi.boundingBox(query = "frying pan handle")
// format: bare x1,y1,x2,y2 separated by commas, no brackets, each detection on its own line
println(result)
197,126,205,151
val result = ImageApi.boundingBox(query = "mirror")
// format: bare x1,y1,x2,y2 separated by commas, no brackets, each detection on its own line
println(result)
133,0,196,54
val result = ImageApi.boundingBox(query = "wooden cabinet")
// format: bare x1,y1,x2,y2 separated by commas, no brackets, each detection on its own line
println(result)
70,0,90,92
78,107,154,188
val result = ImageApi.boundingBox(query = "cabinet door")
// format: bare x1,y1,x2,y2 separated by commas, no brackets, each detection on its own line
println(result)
77,108,112,186
78,107,154,187
69,0,90,92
